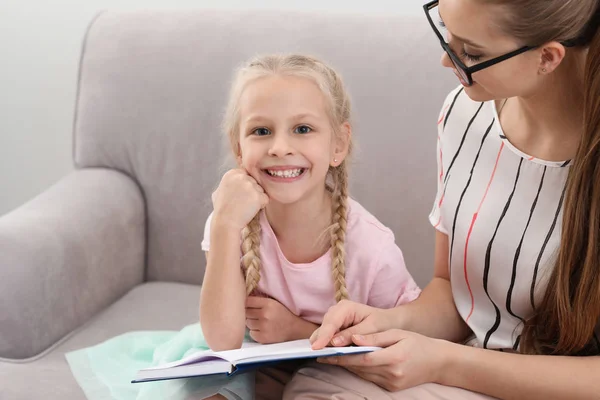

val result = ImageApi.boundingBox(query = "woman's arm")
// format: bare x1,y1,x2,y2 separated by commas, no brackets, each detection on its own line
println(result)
442,341,600,399
393,231,471,342
315,231,471,348
199,218,247,351
320,326,600,399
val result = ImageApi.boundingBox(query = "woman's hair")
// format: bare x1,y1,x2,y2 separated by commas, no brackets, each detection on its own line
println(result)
480,0,600,356
223,54,353,302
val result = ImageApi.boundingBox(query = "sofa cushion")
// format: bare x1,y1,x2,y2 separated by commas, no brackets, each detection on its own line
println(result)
0,282,200,400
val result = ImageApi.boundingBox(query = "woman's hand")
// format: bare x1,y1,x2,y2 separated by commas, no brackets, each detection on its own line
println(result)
211,169,269,231
246,297,318,343
310,300,395,350
317,329,453,392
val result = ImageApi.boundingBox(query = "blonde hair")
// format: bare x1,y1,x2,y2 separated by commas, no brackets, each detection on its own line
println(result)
223,54,353,302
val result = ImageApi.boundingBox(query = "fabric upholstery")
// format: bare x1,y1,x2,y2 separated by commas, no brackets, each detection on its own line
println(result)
0,282,200,400
0,169,145,359
0,9,457,396
73,10,456,285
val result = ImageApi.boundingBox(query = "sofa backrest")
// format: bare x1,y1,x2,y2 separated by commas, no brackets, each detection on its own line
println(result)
74,9,456,286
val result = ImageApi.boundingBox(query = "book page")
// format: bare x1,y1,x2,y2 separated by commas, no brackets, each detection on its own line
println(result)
145,339,380,371
144,338,262,370
222,339,380,364
143,351,222,370
220,339,312,363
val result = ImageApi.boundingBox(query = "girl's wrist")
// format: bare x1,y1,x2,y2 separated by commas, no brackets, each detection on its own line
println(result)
291,316,318,341
211,213,244,236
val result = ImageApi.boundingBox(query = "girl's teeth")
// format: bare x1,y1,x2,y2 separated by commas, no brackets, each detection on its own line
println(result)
268,169,303,178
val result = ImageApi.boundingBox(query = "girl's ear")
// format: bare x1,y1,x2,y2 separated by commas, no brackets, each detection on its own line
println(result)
331,122,351,167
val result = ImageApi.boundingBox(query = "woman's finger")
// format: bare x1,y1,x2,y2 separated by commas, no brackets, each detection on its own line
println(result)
317,353,363,366
328,318,381,348
311,324,342,350
311,302,362,349
352,329,408,348
318,345,401,368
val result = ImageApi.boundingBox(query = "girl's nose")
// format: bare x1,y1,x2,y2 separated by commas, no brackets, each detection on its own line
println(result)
268,133,294,157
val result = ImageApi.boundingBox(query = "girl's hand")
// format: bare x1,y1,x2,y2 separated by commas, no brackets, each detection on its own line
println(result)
245,297,318,343
211,169,269,232
317,329,452,392
310,300,394,350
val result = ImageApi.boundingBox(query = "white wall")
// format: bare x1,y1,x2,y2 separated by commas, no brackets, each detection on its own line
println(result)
0,0,422,216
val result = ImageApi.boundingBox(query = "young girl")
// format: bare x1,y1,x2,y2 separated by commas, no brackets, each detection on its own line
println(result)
199,54,420,397
298,0,600,399
65,54,420,400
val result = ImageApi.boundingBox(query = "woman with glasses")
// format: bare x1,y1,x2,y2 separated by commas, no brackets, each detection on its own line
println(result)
285,0,600,398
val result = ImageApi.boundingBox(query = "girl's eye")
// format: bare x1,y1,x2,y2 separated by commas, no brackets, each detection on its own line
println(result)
461,49,483,63
252,128,271,136
294,125,312,134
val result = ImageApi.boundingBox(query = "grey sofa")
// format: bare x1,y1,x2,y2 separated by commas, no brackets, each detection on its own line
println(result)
0,9,454,399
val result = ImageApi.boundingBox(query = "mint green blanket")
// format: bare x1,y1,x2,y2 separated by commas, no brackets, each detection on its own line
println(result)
66,323,253,400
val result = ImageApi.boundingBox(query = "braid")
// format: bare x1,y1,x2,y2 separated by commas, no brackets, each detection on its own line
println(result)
330,163,350,302
224,54,354,302
241,214,262,296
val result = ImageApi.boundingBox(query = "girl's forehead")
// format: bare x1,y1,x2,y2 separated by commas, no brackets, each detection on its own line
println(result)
242,74,324,98
239,76,329,118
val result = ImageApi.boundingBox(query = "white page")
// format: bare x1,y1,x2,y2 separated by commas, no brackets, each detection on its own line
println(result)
218,339,313,363
143,350,221,370
144,339,380,371
223,339,380,364
143,339,263,370
236,342,380,365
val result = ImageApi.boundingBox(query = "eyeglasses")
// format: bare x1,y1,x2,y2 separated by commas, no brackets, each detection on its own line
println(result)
423,0,537,86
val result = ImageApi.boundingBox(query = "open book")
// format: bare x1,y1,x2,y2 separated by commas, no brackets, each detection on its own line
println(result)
132,339,379,383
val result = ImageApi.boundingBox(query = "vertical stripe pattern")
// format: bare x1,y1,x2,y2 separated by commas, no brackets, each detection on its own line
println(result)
430,87,577,350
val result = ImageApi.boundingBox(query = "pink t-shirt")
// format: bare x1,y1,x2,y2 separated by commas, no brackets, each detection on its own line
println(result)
201,198,420,324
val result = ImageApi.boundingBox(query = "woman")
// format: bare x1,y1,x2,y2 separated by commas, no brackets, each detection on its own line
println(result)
285,0,600,398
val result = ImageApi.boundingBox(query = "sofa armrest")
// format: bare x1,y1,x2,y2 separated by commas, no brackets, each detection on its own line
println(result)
0,168,145,359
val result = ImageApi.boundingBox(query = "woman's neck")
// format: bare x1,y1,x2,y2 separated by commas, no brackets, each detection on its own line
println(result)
501,50,587,161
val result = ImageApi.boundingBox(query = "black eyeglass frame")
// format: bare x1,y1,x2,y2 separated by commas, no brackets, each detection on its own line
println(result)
423,0,538,86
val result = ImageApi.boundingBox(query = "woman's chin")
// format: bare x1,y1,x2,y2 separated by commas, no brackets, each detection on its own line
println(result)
463,84,499,103
462,85,485,101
